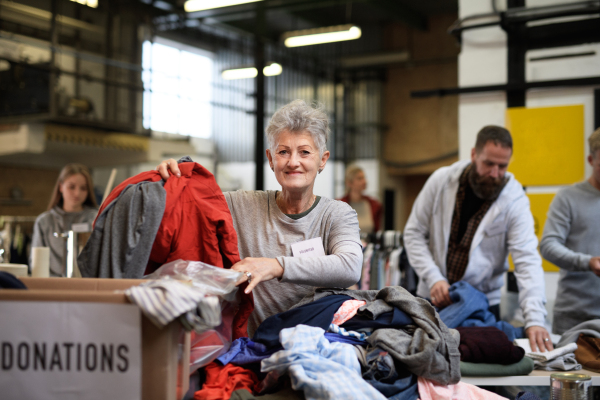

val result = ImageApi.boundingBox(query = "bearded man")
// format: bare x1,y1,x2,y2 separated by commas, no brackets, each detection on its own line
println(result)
404,125,553,352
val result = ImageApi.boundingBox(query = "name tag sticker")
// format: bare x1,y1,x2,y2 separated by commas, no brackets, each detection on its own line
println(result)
485,223,506,237
291,237,326,258
71,222,90,233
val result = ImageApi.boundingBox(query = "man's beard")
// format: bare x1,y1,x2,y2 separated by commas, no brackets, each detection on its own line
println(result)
468,166,507,200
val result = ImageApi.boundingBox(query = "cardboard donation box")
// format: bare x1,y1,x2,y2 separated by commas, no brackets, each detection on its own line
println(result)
0,277,190,400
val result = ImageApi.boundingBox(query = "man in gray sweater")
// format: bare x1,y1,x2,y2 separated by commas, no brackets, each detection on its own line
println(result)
540,127,600,335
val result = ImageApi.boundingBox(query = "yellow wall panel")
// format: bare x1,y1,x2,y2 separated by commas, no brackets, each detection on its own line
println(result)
509,192,559,272
506,105,584,186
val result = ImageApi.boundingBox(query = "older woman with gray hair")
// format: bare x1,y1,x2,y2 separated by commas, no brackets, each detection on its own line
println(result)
157,99,362,335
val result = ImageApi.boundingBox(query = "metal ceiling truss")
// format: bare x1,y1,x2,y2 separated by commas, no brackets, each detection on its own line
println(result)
154,0,427,40
413,0,600,104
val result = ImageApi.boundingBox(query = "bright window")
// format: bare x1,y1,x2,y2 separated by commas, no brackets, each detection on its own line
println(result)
142,39,213,138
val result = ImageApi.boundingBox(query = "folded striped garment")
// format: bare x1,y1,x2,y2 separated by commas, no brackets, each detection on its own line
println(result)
125,279,221,333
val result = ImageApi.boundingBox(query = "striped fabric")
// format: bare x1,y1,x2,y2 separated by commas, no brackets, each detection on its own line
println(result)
125,279,221,332
328,323,369,341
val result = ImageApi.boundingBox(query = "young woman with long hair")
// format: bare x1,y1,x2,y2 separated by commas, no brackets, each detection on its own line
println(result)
32,163,98,276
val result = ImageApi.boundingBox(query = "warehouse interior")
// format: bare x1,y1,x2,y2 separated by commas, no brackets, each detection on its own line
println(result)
1,0,600,398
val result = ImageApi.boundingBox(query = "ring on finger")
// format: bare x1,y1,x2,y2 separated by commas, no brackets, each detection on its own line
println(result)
245,271,252,283
432,296,436,302
544,338,550,342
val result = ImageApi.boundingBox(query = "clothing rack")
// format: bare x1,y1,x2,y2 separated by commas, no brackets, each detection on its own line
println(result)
0,215,37,264
360,230,418,294
0,215,38,226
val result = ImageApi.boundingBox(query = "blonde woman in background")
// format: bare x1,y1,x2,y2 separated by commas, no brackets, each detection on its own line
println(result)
32,163,98,277
339,165,382,236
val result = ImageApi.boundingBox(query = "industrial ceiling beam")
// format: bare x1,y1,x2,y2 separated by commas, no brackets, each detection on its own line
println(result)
365,0,427,30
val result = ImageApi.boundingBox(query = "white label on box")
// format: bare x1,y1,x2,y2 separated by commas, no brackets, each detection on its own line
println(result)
291,237,326,258
0,302,141,400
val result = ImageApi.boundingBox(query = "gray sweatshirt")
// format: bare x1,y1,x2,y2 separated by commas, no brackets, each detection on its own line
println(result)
32,206,98,277
224,190,362,336
540,181,600,334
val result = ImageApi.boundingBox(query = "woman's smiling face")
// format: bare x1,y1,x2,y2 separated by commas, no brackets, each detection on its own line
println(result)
59,173,88,211
267,130,329,194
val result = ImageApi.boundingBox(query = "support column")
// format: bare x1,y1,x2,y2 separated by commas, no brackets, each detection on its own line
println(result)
254,2,266,190
504,0,526,108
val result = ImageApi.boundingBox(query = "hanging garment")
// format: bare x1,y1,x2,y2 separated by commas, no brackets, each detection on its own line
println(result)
457,326,524,365
260,325,387,400
80,161,253,340
371,250,387,290
195,362,259,400
438,281,524,341
416,376,506,400
294,286,461,385
575,334,600,372
9,227,29,265
398,248,419,295
460,357,534,377
361,243,374,290
252,295,352,348
387,247,402,287
79,181,166,279
90,161,241,270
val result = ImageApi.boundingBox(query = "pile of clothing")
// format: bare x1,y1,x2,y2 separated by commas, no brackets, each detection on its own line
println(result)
513,338,578,371
555,320,600,373
512,319,600,373
436,282,533,377
193,286,511,400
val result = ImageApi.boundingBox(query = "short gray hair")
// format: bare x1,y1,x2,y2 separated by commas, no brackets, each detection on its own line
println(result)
266,99,329,156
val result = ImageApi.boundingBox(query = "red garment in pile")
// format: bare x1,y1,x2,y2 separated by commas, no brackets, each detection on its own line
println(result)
96,162,253,339
195,362,259,400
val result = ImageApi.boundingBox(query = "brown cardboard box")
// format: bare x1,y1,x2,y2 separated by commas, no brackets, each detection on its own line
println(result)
0,277,190,400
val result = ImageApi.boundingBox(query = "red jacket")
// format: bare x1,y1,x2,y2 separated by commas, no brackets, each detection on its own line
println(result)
338,194,383,233
97,162,253,339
